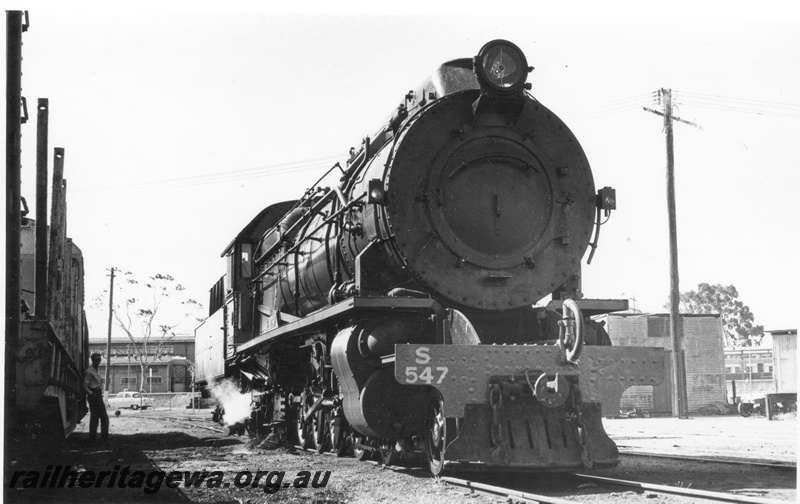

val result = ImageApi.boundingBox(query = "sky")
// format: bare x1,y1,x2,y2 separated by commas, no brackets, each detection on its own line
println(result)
6,1,800,341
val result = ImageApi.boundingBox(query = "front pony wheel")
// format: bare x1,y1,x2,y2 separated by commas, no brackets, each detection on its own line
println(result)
425,394,449,476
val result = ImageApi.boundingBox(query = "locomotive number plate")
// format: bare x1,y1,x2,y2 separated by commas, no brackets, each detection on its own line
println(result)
403,346,449,384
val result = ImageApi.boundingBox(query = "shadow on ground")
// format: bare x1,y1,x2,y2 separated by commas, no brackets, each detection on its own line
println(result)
4,429,232,503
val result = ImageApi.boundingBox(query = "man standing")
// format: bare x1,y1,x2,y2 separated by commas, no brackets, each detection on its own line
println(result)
84,352,109,443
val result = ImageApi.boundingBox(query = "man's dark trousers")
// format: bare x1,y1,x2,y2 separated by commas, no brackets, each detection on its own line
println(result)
88,389,109,442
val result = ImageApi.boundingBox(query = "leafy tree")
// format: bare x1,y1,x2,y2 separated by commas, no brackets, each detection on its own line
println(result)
668,283,764,347
93,271,206,391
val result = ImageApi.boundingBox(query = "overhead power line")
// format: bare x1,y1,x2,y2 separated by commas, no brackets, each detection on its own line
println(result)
71,90,800,195
73,153,346,194
561,90,800,123
561,93,652,122
674,90,800,119
678,90,800,110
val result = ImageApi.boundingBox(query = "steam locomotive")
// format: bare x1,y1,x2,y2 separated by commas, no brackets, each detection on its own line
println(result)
195,40,665,474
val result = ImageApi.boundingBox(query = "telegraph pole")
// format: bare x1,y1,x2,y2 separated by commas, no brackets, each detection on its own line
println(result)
644,88,692,419
663,89,689,419
105,267,115,392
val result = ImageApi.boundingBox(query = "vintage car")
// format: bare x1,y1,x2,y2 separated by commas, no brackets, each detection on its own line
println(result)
108,390,154,410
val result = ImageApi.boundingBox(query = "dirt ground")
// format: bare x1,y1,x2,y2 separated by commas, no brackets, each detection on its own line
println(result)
603,414,797,463
4,409,797,503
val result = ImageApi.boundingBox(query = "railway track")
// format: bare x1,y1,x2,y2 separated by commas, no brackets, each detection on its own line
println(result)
619,449,796,471
443,474,791,504
442,476,574,504
144,415,793,502
572,473,789,504
287,437,795,473
287,440,793,503
137,413,224,433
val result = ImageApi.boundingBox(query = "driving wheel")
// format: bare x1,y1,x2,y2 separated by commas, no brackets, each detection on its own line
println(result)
295,392,313,449
329,411,349,457
312,408,330,453
352,430,372,461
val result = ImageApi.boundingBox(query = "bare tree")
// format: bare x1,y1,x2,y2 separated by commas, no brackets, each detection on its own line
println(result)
94,271,206,391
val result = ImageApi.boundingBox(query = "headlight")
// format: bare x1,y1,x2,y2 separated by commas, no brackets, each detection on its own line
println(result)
475,40,529,94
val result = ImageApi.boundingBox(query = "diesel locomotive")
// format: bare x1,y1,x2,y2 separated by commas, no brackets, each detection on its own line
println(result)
195,39,665,474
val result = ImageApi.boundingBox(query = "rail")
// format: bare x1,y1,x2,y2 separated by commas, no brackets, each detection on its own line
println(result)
442,476,576,504
574,473,789,504
618,449,796,470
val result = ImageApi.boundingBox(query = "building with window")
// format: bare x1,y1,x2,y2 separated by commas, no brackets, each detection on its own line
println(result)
88,335,194,363
87,335,195,394
724,346,773,401
95,355,193,394
723,329,797,401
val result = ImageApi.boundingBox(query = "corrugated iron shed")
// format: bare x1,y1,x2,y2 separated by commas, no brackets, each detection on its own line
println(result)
603,313,726,414
770,329,797,393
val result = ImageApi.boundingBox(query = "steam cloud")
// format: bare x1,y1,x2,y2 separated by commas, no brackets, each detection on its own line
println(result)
210,379,252,426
